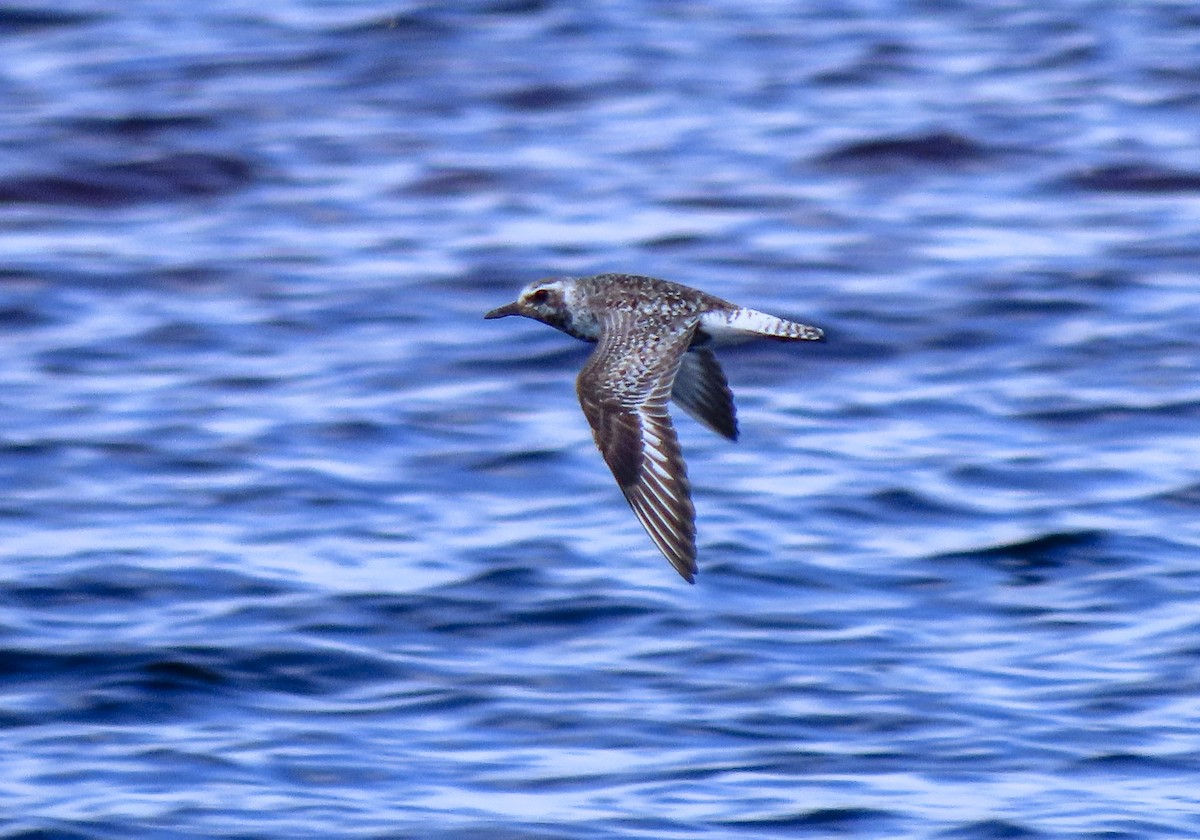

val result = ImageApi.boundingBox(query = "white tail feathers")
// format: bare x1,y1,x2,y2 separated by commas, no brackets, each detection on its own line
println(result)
701,308,824,343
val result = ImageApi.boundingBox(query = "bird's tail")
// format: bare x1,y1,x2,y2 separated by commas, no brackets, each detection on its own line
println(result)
721,308,824,342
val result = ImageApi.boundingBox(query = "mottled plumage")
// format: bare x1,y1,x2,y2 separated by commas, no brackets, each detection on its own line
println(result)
484,273,824,583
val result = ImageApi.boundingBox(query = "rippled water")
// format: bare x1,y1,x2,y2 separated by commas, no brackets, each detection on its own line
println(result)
3,2,1200,837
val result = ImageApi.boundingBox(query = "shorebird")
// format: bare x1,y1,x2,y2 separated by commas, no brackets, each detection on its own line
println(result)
485,273,824,583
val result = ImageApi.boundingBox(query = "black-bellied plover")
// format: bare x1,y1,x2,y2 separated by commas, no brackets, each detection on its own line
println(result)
485,273,824,583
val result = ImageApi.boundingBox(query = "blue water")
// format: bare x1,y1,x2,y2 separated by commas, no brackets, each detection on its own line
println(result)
3,1,1200,837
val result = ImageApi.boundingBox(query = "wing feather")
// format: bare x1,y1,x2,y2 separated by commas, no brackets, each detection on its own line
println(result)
671,348,738,441
577,312,700,582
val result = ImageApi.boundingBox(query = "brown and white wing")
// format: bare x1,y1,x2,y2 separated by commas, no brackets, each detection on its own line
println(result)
671,347,738,441
576,313,700,582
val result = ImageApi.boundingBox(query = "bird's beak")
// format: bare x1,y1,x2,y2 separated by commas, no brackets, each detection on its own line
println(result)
484,300,522,319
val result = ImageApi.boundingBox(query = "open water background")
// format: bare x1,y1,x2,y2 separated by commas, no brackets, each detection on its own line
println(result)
3,1,1200,837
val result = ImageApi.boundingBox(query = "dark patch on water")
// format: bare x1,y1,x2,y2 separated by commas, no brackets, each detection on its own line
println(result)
721,807,902,831
494,83,591,111
937,820,1044,839
0,153,255,207
0,7,99,33
60,113,220,139
934,529,1107,567
816,130,992,170
404,166,509,197
812,41,915,85
1061,162,1200,193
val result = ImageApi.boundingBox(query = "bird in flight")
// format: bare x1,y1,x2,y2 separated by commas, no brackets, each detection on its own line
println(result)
485,273,824,582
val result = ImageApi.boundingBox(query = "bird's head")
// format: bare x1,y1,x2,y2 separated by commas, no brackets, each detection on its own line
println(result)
484,278,573,331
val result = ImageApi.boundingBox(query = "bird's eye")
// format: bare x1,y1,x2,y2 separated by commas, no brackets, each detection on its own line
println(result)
529,289,550,304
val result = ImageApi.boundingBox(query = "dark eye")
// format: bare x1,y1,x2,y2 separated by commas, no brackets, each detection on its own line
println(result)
529,289,550,304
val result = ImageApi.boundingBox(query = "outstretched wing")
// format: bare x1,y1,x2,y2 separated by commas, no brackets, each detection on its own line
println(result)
672,347,738,441
576,311,700,582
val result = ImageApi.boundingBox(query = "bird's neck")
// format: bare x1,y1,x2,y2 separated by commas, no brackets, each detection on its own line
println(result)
560,308,601,342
